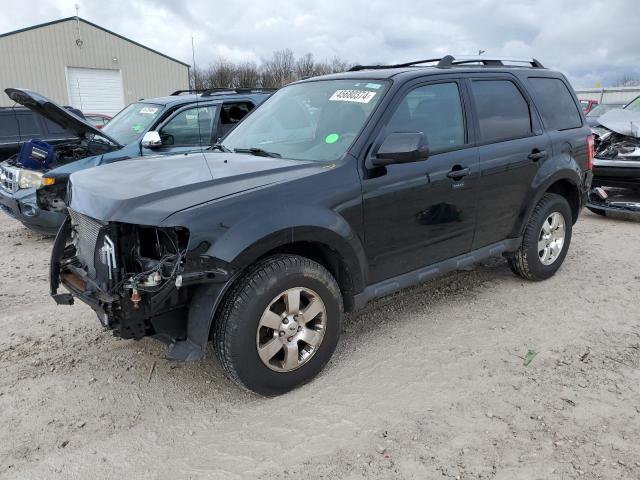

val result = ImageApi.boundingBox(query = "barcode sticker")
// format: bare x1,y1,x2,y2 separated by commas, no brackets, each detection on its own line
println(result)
329,90,377,103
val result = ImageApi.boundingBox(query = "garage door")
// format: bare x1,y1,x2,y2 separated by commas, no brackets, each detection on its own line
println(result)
66,67,124,116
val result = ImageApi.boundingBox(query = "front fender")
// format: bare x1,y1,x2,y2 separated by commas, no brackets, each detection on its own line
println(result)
208,204,367,294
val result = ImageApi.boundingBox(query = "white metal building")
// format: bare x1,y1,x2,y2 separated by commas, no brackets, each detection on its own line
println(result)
0,17,190,115
574,86,640,105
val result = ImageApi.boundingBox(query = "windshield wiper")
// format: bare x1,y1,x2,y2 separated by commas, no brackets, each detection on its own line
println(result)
233,147,281,158
208,143,231,152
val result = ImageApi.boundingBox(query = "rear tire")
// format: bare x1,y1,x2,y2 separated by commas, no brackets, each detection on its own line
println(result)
215,254,342,396
508,193,572,281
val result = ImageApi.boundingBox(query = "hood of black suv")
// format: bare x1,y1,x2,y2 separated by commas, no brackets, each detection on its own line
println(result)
68,151,323,224
5,88,122,147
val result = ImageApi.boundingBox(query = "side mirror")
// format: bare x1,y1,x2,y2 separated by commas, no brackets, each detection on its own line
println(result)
372,132,429,167
141,131,162,148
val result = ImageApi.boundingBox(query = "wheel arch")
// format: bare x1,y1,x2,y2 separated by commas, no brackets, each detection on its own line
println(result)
512,170,583,238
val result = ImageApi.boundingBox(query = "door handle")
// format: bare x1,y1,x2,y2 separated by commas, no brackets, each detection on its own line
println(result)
528,150,548,161
447,166,470,179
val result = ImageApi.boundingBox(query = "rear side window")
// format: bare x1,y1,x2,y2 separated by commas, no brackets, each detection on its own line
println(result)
43,118,68,135
528,77,582,130
17,114,39,136
471,80,532,144
0,113,19,139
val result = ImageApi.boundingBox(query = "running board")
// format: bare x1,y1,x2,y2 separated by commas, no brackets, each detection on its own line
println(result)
353,238,522,310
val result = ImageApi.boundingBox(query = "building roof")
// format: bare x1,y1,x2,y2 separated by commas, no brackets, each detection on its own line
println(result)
0,16,190,68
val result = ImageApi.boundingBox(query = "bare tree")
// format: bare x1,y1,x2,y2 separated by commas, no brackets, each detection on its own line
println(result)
235,61,260,87
193,50,354,90
262,49,296,87
202,59,236,88
295,53,316,79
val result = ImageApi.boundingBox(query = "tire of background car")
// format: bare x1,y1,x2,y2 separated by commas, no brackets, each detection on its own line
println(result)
215,254,342,396
586,206,606,216
508,193,573,281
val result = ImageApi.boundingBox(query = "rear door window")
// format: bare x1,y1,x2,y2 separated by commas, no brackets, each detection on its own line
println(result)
528,77,582,130
471,80,532,144
17,113,40,138
0,113,19,141
42,118,69,136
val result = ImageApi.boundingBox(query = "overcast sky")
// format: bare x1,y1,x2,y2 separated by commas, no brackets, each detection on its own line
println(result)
1,0,638,88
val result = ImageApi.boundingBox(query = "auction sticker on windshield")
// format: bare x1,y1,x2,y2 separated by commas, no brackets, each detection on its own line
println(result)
330,90,377,103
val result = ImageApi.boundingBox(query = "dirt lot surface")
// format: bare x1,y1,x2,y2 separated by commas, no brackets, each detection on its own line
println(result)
1,211,639,480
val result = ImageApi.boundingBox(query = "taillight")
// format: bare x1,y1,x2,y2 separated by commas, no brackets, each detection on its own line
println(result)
586,134,594,170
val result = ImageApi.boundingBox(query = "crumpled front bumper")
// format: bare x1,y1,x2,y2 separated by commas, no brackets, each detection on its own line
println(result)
0,186,65,235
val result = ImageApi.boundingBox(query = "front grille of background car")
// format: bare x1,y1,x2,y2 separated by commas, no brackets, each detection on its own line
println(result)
68,208,104,278
0,164,18,193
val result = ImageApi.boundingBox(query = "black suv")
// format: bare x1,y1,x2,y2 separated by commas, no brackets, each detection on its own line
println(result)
50,55,593,395
0,105,84,161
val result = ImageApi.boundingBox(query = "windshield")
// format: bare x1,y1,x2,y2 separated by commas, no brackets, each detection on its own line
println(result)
102,102,163,144
626,96,640,112
586,104,624,117
221,79,389,161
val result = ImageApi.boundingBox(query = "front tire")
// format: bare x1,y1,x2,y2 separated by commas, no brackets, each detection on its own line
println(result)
215,254,342,396
508,193,572,281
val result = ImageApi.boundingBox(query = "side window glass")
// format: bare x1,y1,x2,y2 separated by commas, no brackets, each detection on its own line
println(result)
219,102,254,137
0,114,19,140
471,80,532,144
159,106,216,146
386,82,466,153
528,77,582,130
18,114,40,137
43,118,67,135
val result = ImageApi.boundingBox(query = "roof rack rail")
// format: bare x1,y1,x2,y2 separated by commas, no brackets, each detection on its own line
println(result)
436,55,544,68
348,55,544,72
200,87,277,97
170,89,208,96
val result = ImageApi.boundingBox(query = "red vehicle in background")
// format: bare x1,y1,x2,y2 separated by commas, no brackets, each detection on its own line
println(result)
83,113,112,129
579,99,598,114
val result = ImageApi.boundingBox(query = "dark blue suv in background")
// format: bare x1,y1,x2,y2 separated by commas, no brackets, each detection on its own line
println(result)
0,87,272,234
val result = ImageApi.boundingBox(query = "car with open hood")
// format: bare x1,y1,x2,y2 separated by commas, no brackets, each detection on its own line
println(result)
50,55,593,395
588,95,640,215
0,87,272,234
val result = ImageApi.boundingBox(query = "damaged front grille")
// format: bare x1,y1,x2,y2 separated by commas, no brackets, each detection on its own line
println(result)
0,163,18,193
68,208,105,278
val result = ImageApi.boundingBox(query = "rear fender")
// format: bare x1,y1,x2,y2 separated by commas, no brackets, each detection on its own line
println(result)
511,159,583,237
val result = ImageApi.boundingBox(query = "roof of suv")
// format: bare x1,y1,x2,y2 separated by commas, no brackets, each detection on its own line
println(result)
140,88,276,107
300,55,562,83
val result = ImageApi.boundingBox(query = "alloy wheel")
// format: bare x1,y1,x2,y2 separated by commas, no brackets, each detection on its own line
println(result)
256,287,327,372
538,211,566,266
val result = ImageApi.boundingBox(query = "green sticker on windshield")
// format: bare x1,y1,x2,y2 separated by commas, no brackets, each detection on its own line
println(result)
132,124,143,132
325,133,340,144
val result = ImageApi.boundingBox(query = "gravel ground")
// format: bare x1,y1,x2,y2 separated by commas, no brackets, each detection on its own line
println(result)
0,211,639,480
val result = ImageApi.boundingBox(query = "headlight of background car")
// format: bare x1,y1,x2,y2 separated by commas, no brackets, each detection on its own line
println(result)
17,169,44,189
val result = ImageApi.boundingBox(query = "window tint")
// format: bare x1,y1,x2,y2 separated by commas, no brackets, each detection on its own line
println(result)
529,77,582,130
159,106,217,146
17,114,40,137
471,80,532,143
219,102,254,137
43,118,68,135
386,82,466,152
0,114,19,139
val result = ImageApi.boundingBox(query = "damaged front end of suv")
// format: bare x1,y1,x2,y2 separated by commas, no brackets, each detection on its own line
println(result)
50,206,236,359
589,108,640,214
